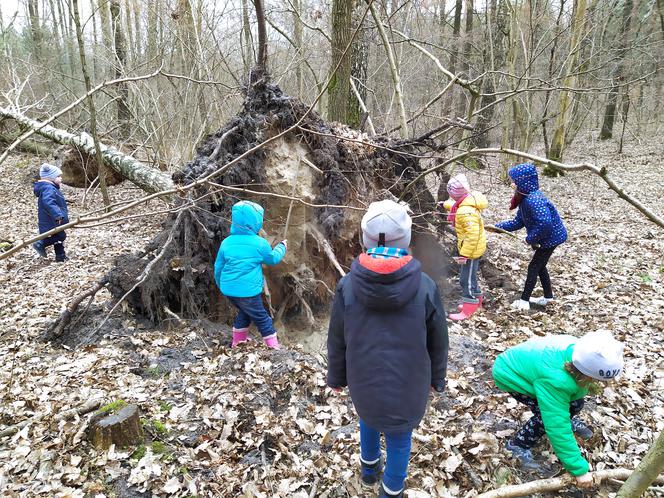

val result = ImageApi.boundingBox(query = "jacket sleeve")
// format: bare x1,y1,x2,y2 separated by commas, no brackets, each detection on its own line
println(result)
523,197,553,245
533,379,589,476
213,243,225,289
426,282,449,392
42,187,65,221
495,209,525,232
327,280,347,388
259,238,286,266
457,208,482,258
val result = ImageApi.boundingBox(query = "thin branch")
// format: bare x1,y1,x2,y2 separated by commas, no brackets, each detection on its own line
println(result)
400,148,664,229
349,77,376,135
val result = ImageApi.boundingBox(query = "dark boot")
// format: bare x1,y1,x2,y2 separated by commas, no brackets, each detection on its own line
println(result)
32,241,47,258
571,417,593,440
379,482,404,498
360,458,382,486
54,242,68,263
506,439,544,471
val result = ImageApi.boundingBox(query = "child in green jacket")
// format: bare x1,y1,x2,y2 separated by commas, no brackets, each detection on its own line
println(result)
492,331,624,487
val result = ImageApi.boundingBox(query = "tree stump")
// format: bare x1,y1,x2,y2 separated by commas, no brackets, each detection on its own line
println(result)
88,404,143,449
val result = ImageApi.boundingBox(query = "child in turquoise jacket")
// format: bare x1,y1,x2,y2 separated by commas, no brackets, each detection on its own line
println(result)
492,331,624,488
214,201,287,349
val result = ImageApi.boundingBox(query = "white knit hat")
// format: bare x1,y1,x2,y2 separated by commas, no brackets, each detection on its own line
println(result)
39,163,62,180
572,330,624,381
361,200,412,250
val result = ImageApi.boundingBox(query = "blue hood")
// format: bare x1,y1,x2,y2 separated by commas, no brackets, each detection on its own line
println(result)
230,201,264,235
33,180,60,196
509,163,540,194
350,258,422,310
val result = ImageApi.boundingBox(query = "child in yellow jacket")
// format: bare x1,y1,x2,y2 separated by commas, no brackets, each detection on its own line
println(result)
441,174,488,316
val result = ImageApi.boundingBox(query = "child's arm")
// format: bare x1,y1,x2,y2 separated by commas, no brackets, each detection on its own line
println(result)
260,238,287,265
41,187,66,222
523,198,553,246
426,284,448,392
327,282,347,388
213,244,226,289
534,380,589,476
495,211,525,232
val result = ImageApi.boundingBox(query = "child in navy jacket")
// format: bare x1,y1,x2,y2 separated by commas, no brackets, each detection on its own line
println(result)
33,163,69,262
496,163,567,310
327,200,448,498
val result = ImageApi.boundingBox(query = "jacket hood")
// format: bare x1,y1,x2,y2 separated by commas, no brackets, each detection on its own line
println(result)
230,201,264,235
459,191,488,210
509,163,539,194
350,257,422,309
33,180,59,197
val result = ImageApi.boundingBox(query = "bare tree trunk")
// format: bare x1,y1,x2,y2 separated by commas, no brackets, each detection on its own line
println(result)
541,0,566,156
241,0,254,74
456,0,473,117
548,0,588,163
252,0,268,72
446,0,463,114
617,431,664,497
110,0,131,138
27,0,43,60
72,0,111,208
327,0,354,124
348,1,369,128
599,0,633,140
292,0,304,96
471,0,505,148
124,0,135,63
146,0,159,60
89,0,99,79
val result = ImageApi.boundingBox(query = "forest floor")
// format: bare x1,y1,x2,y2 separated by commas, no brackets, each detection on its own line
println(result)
0,138,663,498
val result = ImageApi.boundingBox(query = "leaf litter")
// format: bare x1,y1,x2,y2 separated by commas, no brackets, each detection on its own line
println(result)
1,140,663,497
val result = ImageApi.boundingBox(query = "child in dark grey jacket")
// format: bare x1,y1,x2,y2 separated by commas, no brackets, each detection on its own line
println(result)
327,200,449,498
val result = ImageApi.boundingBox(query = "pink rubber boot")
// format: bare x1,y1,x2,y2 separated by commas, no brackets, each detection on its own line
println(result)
231,327,249,348
263,334,280,350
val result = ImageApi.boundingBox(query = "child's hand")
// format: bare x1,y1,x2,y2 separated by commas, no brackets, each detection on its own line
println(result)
574,472,593,488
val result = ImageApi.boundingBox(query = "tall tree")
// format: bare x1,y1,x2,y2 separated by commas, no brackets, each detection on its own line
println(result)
327,0,354,124
27,0,43,60
600,0,634,139
110,0,131,138
71,0,111,208
548,0,588,162
348,1,369,128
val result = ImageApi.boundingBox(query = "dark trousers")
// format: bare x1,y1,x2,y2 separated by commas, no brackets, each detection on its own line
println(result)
228,295,275,337
511,392,584,448
37,231,67,260
521,246,556,301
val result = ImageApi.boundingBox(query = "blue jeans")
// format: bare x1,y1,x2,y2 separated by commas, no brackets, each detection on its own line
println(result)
360,419,412,494
459,257,481,302
228,295,275,337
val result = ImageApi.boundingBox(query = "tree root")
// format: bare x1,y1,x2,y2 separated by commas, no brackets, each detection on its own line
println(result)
41,278,109,342
477,469,664,498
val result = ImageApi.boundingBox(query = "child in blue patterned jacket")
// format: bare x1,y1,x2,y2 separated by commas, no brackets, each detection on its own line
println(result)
214,200,287,349
495,163,567,311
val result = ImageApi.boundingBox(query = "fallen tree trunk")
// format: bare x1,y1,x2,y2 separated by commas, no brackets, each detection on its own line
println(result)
0,131,52,156
477,469,664,498
0,398,103,438
0,106,174,193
